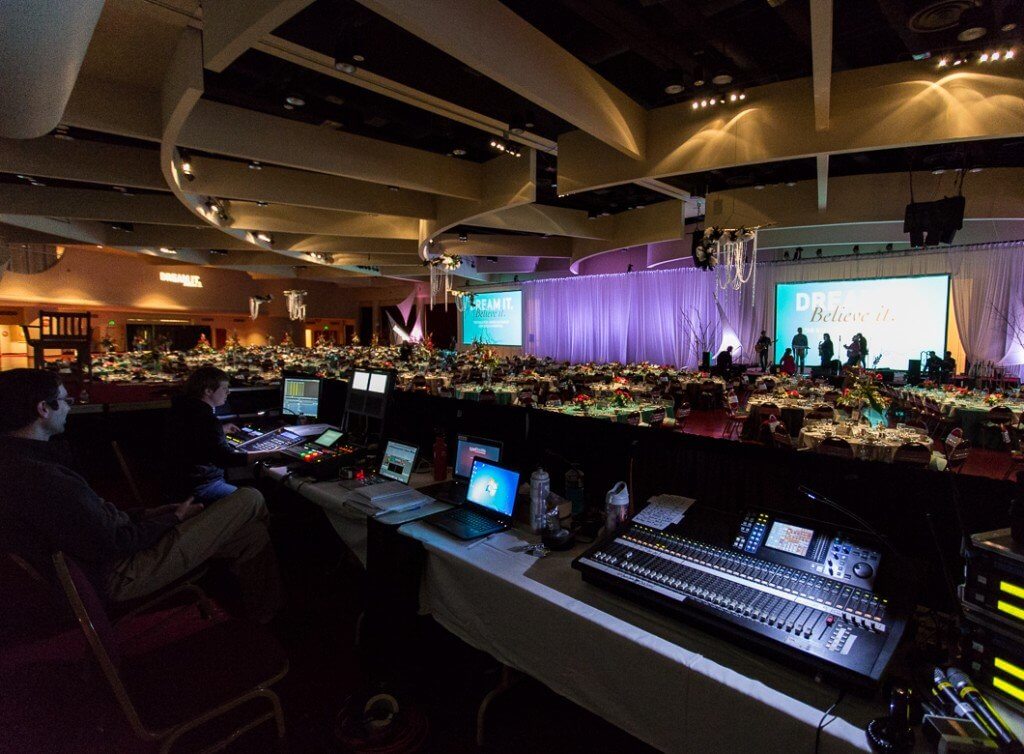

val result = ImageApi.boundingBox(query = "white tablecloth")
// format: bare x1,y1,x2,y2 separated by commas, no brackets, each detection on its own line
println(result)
400,522,883,753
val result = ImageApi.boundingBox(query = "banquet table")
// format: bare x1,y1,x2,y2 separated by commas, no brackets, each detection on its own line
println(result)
798,424,947,469
543,401,669,425
454,385,517,405
742,396,830,438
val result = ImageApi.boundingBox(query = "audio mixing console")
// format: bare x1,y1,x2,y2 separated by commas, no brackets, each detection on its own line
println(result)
573,507,911,689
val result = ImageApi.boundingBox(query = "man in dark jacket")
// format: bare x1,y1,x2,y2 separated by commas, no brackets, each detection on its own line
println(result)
164,366,251,503
0,369,282,622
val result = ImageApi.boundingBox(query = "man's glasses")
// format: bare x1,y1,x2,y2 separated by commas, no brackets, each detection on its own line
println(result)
46,396,76,408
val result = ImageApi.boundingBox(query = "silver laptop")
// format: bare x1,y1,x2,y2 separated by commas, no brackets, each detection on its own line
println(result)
355,440,419,502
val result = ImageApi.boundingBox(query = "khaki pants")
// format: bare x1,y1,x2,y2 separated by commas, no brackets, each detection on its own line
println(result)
108,487,284,622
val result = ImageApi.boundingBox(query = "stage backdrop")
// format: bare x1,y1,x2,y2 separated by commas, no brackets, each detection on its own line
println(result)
523,242,1024,374
773,274,950,368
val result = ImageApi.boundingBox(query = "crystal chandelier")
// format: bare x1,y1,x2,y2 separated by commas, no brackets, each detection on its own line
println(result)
249,294,272,320
426,253,462,309
451,289,476,312
692,225,762,304
282,289,307,321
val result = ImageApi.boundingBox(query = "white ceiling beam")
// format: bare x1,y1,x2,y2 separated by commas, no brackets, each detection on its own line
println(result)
180,100,483,200
634,178,690,201
0,137,164,189
810,0,833,131
188,154,436,219
817,154,829,211
355,0,646,159
0,184,200,226
257,35,557,154
203,0,315,72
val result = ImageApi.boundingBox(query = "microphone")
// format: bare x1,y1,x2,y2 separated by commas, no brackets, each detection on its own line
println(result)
933,668,995,739
947,667,1023,752
798,486,898,556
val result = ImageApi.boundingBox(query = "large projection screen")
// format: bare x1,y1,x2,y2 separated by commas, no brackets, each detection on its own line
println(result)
461,290,523,346
774,274,950,369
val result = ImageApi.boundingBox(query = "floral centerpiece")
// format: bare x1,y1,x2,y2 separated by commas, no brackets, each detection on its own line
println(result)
836,369,891,412
985,393,1006,406
787,389,800,399
192,333,213,353
572,393,594,413
612,388,634,408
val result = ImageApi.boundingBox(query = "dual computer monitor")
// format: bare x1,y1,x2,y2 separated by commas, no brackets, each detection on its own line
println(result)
281,369,393,421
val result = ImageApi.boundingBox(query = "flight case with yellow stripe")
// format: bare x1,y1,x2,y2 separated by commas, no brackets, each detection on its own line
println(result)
962,529,1024,711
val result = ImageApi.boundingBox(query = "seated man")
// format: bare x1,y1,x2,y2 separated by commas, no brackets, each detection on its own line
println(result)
0,369,282,622
164,366,251,504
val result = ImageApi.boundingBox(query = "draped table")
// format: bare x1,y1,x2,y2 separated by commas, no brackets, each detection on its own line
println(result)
798,424,946,469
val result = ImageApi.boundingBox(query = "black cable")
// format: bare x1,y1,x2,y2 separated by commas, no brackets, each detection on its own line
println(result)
815,689,846,753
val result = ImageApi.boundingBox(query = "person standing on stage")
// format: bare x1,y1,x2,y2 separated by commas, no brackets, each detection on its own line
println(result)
819,334,834,372
755,330,772,372
857,333,869,368
942,351,957,383
791,328,809,375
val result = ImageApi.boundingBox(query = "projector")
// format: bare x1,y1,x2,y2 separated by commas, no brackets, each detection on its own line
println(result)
903,195,965,247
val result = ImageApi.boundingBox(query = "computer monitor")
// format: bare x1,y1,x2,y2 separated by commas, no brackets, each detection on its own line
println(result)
466,459,519,517
282,376,321,418
368,373,388,394
379,440,418,484
454,435,503,479
352,370,370,391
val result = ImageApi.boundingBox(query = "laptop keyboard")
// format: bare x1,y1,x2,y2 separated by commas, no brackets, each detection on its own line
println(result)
448,507,498,529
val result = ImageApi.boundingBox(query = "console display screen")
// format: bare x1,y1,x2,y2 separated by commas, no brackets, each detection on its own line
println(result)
764,521,815,557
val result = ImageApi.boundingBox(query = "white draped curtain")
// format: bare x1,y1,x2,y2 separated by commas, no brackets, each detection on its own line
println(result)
523,242,1024,373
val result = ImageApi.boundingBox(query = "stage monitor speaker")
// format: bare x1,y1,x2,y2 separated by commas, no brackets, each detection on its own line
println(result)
907,359,921,385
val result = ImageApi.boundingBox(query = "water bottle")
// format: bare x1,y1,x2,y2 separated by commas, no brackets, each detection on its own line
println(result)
530,467,550,533
432,434,448,481
565,464,584,518
605,481,629,535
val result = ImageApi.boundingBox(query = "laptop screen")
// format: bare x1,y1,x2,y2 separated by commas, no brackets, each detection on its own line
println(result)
466,459,519,517
379,441,417,484
454,435,503,479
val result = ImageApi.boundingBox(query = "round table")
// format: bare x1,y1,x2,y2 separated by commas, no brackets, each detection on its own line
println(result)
798,425,946,469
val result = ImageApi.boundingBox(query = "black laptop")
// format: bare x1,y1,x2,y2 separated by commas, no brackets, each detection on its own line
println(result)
425,458,520,540
434,434,503,504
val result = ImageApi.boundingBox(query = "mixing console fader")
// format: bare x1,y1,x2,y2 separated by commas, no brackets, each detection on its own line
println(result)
573,508,910,689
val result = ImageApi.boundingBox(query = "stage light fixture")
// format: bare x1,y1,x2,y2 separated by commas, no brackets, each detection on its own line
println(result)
938,58,948,67
256,201,268,207
709,97,717,105
1006,49,1015,60
729,93,737,102
452,148,467,156
692,101,699,109
256,232,273,244
159,247,177,255
980,52,990,61
458,232,468,243
180,155,195,181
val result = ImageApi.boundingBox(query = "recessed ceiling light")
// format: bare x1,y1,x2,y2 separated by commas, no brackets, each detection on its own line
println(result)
256,201,268,207
352,54,365,62
692,101,699,109
712,74,733,85
387,185,399,191
693,78,705,87
970,167,983,173
452,148,466,156
248,160,262,170
285,95,305,107
30,180,45,187
664,83,684,95
1003,23,1018,32
958,26,988,42
754,184,765,190
283,103,294,110
335,61,356,74
932,168,945,174
159,247,177,254
112,185,125,191
786,181,796,187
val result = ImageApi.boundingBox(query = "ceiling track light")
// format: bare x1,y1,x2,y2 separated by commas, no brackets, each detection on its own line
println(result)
255,232,273,244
